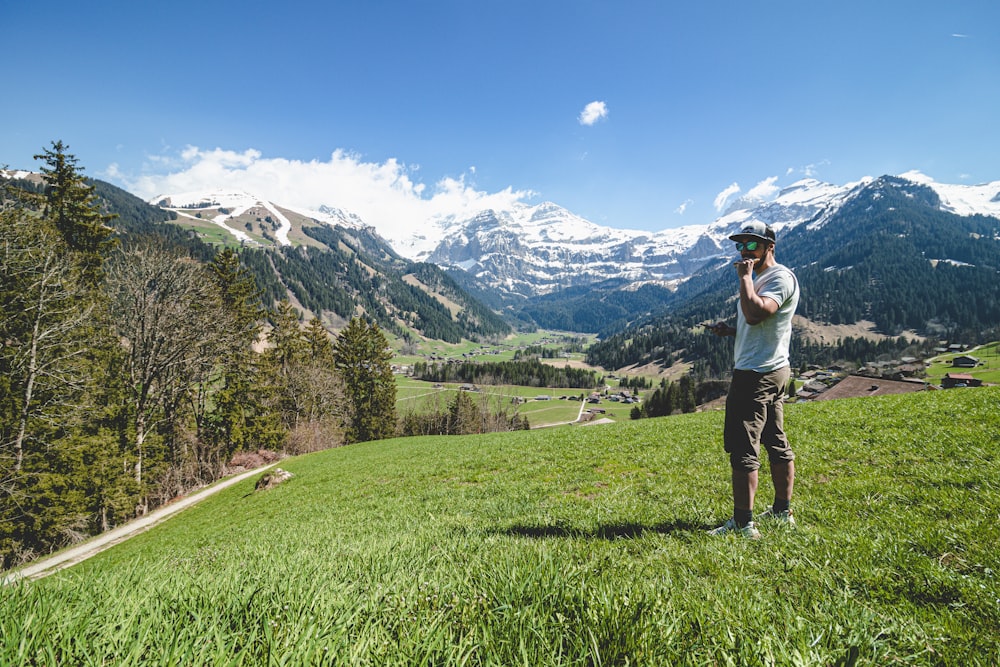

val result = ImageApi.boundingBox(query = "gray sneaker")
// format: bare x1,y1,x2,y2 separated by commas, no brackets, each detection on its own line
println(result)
759,506,796,526
708,518,761,539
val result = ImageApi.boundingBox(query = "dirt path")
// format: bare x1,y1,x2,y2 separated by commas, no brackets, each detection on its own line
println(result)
2,464,276,585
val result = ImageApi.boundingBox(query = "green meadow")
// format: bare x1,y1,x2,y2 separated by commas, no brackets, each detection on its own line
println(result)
395,378,609,428
394,330,611,427
925,342,1000,385
391,331,598,368
2,388,998,665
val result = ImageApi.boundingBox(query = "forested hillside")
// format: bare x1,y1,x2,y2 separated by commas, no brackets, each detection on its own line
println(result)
7,168,513,346
788,177,1000,335
250,223,511,342
517,280,675,333
155,199,514,344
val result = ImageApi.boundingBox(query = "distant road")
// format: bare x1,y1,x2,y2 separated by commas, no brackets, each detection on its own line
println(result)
2,465,276,585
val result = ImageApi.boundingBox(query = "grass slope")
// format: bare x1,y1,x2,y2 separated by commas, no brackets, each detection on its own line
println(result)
2,389,999,665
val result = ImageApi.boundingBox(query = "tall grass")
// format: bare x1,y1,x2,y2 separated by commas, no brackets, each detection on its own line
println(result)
2,388,998,665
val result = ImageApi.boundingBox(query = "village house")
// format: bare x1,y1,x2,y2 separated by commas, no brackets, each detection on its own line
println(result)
951,355,980,368
941,373,982,389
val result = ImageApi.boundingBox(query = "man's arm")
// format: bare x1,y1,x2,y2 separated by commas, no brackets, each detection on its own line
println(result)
734,259,780,325
706,321,736,337
739,273,779,325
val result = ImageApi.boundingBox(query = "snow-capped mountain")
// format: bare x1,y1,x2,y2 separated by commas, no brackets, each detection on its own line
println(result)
408,173,1000,298
412,178,862,298
150,189,372,249
148,173,1000,299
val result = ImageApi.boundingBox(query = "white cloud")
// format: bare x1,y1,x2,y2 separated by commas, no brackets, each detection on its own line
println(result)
675,199,693,215
745,176,780,201
788,160,830,178
578,101,609,126
124,147,534,242
103,163,123,180
714,182,741,212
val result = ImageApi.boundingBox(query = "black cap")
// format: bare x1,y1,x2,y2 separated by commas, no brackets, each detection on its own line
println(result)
728,221,776,244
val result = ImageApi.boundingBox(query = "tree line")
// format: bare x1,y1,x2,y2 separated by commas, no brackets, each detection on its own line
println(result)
398,390,530,437
411,358,602,390
0,143,397,569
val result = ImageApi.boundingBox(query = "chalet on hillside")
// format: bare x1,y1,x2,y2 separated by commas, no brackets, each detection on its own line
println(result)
951,355,980,368
941,373,982,389
811,375,928,401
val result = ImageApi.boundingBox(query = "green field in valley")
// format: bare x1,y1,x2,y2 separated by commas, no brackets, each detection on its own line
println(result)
925,341,1000,385
394,330,619,428
395,377,633,428
3,387,998,665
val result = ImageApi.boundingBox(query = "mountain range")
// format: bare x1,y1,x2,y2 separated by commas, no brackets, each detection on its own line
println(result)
149,172,1000,305
5,164,1000,364
145,171,1000,375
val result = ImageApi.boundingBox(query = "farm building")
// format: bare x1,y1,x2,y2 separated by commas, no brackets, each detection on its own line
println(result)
941,373,982,389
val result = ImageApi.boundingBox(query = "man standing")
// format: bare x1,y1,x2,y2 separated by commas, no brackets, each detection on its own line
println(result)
706,221,799,538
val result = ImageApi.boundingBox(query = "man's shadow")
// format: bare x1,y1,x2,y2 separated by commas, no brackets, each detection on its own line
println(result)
486,519,709,540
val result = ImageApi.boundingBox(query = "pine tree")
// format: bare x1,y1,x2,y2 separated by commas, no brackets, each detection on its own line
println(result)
678,375,697,413
0,212,94,473
332,317,397,443
303,317,334,366
447,390,480,435
205,248,271,456
211,248,264,331
258,307,347,449
1,175,118,566
34,141,117,283
267,301,305,375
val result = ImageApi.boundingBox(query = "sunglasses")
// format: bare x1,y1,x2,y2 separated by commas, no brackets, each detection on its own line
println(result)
735,241,760,252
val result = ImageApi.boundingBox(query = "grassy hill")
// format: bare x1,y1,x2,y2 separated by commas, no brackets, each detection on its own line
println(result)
2,388,998,665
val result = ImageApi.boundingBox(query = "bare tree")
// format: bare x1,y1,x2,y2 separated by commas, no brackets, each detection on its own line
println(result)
282,362,348,453
103,243,225,513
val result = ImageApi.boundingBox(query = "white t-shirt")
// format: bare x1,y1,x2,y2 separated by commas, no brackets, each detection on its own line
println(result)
734,263,799,373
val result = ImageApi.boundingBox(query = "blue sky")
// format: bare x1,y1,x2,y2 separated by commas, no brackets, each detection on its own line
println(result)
2,0,998,234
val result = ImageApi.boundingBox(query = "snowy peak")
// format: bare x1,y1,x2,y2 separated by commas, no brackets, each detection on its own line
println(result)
149,189,372,249
152,189,260,210
416,177,859,297
315,204,367,229
152,190,296,247
416,173,1000,298
899,171,1000,219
